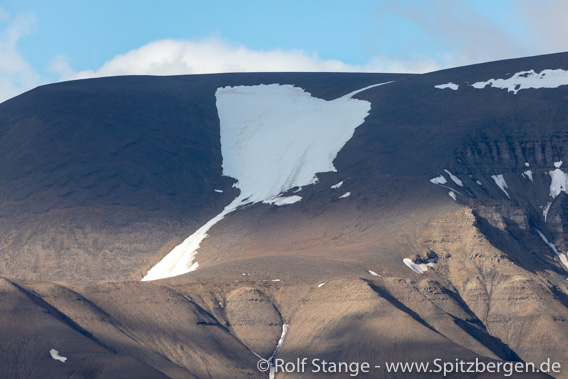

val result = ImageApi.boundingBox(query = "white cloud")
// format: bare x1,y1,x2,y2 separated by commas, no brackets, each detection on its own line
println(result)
0,7,8,20
365,55,441,74
0,12,39,103
52,37,439,82
375,0,528,69
5,2,568,104
518,0,568,55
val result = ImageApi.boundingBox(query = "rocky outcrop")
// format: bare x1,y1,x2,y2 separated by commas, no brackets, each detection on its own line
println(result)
225,287,283,358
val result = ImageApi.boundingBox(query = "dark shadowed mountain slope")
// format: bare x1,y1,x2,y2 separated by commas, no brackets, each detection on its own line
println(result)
2,54,568,378
0,72,409,281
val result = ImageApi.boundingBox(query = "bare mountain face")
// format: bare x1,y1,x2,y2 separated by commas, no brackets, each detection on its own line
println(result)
1,54,568,378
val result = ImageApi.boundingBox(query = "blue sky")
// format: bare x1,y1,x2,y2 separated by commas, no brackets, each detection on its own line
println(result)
1,0,567,102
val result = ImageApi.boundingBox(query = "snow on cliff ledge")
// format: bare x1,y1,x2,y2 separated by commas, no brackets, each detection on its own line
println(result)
142,82,386,281
472,69,568,94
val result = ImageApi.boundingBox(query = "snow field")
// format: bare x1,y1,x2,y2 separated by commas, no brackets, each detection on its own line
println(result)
143,82,385,280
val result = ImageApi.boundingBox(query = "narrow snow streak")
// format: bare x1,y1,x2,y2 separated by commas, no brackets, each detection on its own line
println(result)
491,174,510,198
536,229,568,270
268,196,302,206
330,181,343,189
434,82,459,90
444,169,463,186
339,192,351,199
472,69,568,94
49,349,67,363
143,82,385,281
268,324,289,379
343,82,392,98
429,173,464,196
543,202,552,222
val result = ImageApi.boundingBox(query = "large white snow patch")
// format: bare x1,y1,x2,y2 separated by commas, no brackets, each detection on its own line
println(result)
472,69,568,94
218,84,375,204
142,83,385,281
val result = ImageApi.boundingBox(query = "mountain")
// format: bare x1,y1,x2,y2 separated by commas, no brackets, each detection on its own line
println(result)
1,53,568,378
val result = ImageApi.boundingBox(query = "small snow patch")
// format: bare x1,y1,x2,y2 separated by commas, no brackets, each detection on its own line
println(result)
549,168,567,199
215,189,223,193
368,270,380,277
403,258,425,274
449,191,457,202
525,162,530,167
271,279,280,282
444,170,463,186
331,181,343,189
476,180,483,186
49,349,67,363
522,170,533,182
430,175,447,185
491,174,510,198
318,282,326,288
555,161,563,168
339,192,351,199
435,82,459,90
